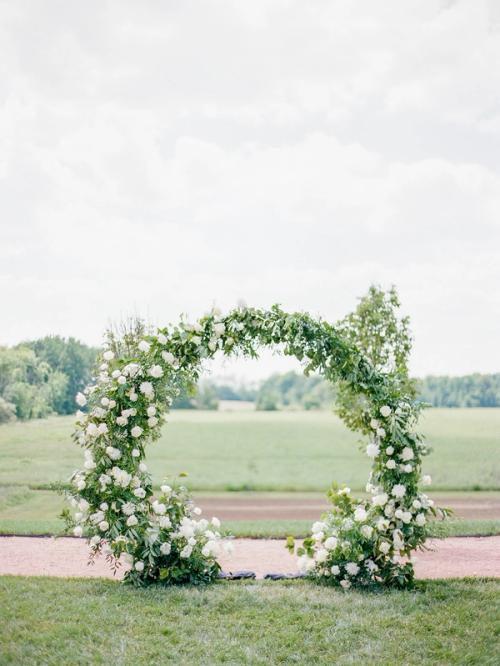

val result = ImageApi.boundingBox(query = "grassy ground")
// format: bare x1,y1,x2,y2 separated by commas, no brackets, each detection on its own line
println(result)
1,408,499,491
1,576,499,665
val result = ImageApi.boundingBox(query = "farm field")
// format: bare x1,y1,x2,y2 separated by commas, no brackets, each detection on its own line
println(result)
1,408,499,491
1,576,499,665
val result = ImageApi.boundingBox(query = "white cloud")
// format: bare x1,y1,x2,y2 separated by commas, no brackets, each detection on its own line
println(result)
1,0,499,378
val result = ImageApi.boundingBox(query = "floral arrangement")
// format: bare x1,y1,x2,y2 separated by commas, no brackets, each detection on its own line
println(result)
67,304,441,588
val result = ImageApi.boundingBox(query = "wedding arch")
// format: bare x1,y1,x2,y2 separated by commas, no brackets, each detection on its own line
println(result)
68,305,438,589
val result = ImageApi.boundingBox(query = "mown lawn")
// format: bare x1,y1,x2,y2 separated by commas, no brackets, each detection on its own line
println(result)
1,577,499,665
1,408,499,491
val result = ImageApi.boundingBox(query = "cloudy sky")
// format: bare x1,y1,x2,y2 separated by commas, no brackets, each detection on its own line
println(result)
1,0,500,380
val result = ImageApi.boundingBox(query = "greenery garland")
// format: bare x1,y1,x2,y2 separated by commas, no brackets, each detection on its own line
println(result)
67,305,442,588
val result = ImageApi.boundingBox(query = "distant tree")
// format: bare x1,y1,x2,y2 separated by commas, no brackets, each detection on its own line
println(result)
0,396,16,424
256,390,279,411
22,336,98,414
195,382,219,410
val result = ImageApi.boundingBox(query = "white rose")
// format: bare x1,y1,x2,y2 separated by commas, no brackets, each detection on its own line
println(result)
78,499,90,512
354,507,367,522
160,542,171,555
403,464,413,473
361,525,373,539
126,515,138,527
100,502,108,511
157,333,167,345
208,338,218,351
131,426,143,438
101,397,110,406
86,423,98,436
193,507,202,516
376,428,386,438
129,392,138,402
416,513,426,526
331,565,340,575
103,350,114,361
117,375,127,385
122,502,135,516
132,449,140,457
380,405,391,417
180,545,192,558
161,485,172,495
366,443,380,458
99,521,109,532
73,526,83,537
153,501,166,515
412,500,422,510
111,370,121,379
148,417,158,427
386,446,394,455
138,340,150,353
211,517,220,528
315,549,328,563
134,560,144,572
161,351,175,364
386,459,396,469
340,579,351,589
159,516,172,528
116,416,128,426
372,493,388,507
214,322,225,336
133,488,146,499
97,423,108,435
90,535,101,546
147,405,156,417
76,392,87,407
379,541,390,554
139,382,154,397
106,446,121,461
324,536,338,550
370,418,379,429
391,484,406,498
149,365,164,379
401,447,414,461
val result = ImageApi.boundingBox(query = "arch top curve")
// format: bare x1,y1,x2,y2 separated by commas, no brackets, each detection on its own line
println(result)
68,304,437,589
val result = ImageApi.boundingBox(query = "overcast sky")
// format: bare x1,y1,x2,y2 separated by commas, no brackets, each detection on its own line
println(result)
1,0,500,380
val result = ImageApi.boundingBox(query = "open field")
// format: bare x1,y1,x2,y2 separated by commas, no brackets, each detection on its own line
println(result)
1,576,499,665
1,408,499,491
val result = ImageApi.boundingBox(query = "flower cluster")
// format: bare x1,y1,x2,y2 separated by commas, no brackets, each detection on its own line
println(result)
68,304,440,588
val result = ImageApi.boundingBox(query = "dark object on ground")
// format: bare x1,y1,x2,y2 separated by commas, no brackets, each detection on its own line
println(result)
218,570,256,580
264,572,307,580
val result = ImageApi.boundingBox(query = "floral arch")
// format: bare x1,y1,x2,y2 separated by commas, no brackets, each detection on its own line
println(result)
68,305,438,589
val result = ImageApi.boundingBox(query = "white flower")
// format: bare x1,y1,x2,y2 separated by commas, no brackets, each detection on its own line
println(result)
86,423,98,437
157,333,167,345
354,507,367,522
211,517,221,528
129,392,138,402
111,467,131,488
103,350,114,361
97,423,108,435
372,493,388,507
76,479,86,491
159,516,172,528
160,542,171,555
401,447,414,461
90,535,101,546
73,526,83,537
84,459,96,470
345,562,360,576
147,405,157,417
161,351,175,364
365,560,378,573
101,397,110,407
152,501,166,515
361,525,373,539
99,521,109,532
202,540,219,557
133,488,146,499
193,507,202,516
76,392,87,407
134,560,144,572
386,459,396,469
214,322,225,336
122,502,135,516
422,475,432,486
416,513,426,526
391,484,406,498
191,336,201,346
161,484,172,495
366,443,380,458
180,545,192,558
402,512,412,524
126,515,138,527
386,446,394,455
99,473,111,487
78,499,90,512
380,405,391,417
376,428,386,438
111,370,121,379
148,417,158,427
131,426,143,438
105,446,121,461
412,499,422,510
331,565,340,575
340,579,351,589
312,521,326,534
116,416,128,426
379,541,391,554
370,418,379,429
315,549,328,563
139,463,147,473
403,464,413,473
139,382,154,397
117,376,127,385
132,449,140,457
138,340,150,353
324,536,338,550
149,365,164,379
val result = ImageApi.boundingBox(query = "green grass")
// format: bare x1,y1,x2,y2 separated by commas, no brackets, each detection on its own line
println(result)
1,408,499,491
1,576,499,665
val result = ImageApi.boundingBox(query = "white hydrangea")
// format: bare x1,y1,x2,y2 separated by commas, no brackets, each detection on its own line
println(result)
366,443,380,458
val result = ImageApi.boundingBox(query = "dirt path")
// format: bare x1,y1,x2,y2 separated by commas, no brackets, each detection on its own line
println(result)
194,495,500,521
1,536,499,580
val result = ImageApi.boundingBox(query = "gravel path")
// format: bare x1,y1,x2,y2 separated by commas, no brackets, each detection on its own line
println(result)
1,536,499,580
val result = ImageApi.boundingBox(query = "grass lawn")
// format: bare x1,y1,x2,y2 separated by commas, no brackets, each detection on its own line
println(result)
0,408,499,491
1,576,499,665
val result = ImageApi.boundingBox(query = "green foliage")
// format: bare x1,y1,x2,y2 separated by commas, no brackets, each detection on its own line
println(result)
23,336,98,415
0,397,16,424
256,371,334,410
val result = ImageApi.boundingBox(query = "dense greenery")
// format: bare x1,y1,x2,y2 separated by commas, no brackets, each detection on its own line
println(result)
0,338,98,422
1,577,499,665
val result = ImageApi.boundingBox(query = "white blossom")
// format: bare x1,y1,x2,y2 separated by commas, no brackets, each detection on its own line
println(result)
106,446,121,461
380,405,391,417
73,526,83,537
131,426,143,438
76,392,87,407
401,447,414,461
134,560,144,572
149,365,164,379
366,443,380,458
160,542,171,555
391,484,406,498
126,515,138,527
422,475,432,486
138,340,150,353
103,350,114,361
354,507,367,522
345,562,360,576
161,351,175,364
99,521,109,532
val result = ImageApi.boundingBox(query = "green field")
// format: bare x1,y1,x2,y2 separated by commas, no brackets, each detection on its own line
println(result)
1,577,499,665
1,408,499,491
